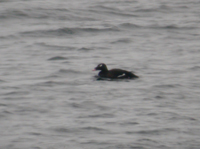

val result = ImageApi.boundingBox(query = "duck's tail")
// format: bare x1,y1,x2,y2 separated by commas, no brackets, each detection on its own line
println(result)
128,71,139,79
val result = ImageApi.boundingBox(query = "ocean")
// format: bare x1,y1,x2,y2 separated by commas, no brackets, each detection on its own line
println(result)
1,0,200,148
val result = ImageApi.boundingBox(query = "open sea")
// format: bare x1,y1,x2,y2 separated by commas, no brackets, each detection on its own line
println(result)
1,0,200,149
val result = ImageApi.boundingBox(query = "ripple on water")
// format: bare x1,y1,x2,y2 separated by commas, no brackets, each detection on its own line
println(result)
126,128,178,135
53,126,110,135
35,80,67,87
34,42,76,51
153,84,182,89
81,113,115,118
110,38,132,44
0,79,6,83
20,27,120,37
118,22,197,30
47,56,68,61
58,69,80,74
188,66,200,71
1,89,31,101
78,47,94,51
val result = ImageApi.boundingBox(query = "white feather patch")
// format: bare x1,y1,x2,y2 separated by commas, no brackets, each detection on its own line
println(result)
117,73,126,78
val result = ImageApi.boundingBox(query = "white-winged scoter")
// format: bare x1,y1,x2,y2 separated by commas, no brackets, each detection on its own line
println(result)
93,63,139,79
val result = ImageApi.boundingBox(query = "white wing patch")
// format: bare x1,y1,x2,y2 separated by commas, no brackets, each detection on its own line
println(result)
118,73,126,78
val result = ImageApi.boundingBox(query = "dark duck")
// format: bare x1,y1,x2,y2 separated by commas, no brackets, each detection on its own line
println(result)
93,63,139,79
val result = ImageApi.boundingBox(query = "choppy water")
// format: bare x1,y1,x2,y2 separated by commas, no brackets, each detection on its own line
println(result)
1,0,200,149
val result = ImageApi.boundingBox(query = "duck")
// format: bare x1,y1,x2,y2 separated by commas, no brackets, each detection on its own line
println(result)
93,63,139,79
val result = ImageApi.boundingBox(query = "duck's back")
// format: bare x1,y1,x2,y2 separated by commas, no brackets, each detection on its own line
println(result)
107,69,138,79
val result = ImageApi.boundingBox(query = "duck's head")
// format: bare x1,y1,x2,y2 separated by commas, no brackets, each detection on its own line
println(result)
93,63,108,71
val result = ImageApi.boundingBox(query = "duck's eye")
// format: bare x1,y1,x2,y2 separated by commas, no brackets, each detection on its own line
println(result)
99,64,102,67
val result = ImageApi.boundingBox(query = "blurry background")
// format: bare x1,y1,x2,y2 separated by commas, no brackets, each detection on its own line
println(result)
0,0,200,148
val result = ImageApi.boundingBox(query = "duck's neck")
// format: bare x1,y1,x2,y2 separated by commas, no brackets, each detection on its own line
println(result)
101,68,108,73
99,69,108,77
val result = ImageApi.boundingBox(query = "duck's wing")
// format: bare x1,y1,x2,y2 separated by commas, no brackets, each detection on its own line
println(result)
109,69,139,79
108,69,128,78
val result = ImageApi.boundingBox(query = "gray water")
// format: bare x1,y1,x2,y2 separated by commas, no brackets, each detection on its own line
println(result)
1,0,200,149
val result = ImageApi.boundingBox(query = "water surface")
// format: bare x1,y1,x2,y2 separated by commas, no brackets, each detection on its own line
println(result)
1,0,200,148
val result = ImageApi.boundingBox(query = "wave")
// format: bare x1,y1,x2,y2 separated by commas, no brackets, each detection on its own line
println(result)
48,56,68,61
119,23,141,29
3,90,30,96
0,8,98,22
20,26,120,37
27,132,42,136
78,47,94,51
88,4,139,18
35,43,76,51
81,126,108,132
0,103,7,107
0,0,8,2
35,80,67,87
153,84,181,89
87,113,114,118
118,23,197,30
110,38,132,44
188,66,200,71
41,69,82,81
53,126,109,134
58,69,80,74
0,34,17,40
152,24,197,30
126,128,177,135
0,9,28,19
0,79,6,83
88,4,174,18
89,8,138,18
19,23,196,39
134,5,171,13
0,7,69,19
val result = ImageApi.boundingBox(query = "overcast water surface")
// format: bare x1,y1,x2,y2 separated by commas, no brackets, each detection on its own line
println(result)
1,0,200,149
